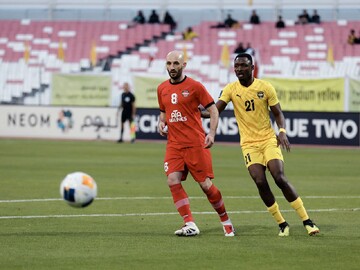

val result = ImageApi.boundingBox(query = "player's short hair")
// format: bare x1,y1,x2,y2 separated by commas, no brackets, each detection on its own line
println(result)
234,53,254,65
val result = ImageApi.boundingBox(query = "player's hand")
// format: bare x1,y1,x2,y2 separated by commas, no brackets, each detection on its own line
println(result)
158,122,168,137
277,133,291,152
204,134,215,148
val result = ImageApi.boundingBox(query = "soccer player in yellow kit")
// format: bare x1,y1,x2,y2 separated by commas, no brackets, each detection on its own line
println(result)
215,53,320,236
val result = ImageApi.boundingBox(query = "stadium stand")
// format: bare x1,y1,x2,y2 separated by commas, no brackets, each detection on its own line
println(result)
0,20,170,63
0,8,359,104
0,20,171,104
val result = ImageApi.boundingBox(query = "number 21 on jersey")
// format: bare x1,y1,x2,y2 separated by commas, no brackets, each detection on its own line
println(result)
245,99,255,111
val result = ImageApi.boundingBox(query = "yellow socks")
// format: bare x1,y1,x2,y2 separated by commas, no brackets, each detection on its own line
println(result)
267,202,286,224
290,197,309,221
268,198,310,224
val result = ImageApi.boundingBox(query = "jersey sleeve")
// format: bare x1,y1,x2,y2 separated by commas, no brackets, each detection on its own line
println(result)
218,84,232,104
266,82,279,107
197,81,214,107
157,85,165,112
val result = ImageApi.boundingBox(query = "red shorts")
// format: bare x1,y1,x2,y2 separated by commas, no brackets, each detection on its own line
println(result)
164,145,214,182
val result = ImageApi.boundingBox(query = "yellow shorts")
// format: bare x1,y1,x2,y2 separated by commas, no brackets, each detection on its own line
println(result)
241,137,283,168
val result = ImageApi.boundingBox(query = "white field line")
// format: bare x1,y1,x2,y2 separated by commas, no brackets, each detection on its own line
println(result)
1,195,360,203
0,208,359,220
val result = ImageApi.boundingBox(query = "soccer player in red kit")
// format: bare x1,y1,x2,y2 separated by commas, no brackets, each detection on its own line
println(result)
157,50,235,237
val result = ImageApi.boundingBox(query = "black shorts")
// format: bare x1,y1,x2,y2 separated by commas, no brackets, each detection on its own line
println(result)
121,112,133,123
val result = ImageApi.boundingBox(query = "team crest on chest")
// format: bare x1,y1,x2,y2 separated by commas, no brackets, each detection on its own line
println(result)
257,91,265,99
181,90,190,97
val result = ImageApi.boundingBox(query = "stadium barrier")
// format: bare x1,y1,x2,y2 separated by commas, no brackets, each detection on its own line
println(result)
0,105,359,146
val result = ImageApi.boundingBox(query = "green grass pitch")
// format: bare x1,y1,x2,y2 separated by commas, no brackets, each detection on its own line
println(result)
0,139,359,269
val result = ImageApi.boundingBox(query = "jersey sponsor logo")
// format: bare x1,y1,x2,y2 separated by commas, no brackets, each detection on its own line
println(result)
169,110,187,123
181,90,190,97
257,91,264,99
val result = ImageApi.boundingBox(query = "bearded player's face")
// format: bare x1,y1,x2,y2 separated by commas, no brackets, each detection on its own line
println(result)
166,59,184,81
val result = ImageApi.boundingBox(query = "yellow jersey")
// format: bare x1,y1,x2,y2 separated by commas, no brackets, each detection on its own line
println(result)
219,78,279,146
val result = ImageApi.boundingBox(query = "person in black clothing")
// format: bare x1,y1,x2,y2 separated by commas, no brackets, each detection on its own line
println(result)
148,9,160,24
297,9,310,24
117,82,136,143
133,10,145,24
275,16,285,28
210,14,238,29
163,11,177,32
249,10,260,24
310,10,321,24
234,42,246,54
348,29,360,45
224,14,238,28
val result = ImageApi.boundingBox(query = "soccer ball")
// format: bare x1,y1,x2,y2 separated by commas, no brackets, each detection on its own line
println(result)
60,172,97,208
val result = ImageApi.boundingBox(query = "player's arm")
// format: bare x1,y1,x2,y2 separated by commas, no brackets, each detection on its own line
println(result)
216,100,227,114
201,100,227,118
270,103,290,152
117,98,123,118
117,95,124,117
158,111,167,136
204,103,219,149
132,100,136,120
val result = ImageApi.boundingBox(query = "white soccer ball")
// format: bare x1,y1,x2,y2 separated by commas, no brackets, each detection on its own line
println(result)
60,172,97,208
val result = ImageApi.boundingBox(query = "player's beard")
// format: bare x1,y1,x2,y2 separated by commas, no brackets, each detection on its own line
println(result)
168,68,182,81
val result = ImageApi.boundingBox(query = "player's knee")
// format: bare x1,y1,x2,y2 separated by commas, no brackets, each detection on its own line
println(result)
199,177,212,192
167,174,182,186
253,177,268,190
273,174,288,188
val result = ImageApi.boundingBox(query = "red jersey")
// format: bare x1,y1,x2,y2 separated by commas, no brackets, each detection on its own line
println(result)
157,76,214,147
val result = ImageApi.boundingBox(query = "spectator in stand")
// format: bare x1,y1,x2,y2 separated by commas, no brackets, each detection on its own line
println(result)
244,43,259,77
275,15,286,29
249,10,261,24
163,11,177,33
224,14,238,28
296,9,310,25
245,43,255,56
348,29,360,45
234,42,246,54
132,10,145,25
148,9,160,24
210,14,238,29
310,10,321,24
182,27,199,41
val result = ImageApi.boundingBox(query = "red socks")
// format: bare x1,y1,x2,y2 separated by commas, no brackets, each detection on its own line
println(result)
205,184,229,222
170,183,229,223
170,184,193,223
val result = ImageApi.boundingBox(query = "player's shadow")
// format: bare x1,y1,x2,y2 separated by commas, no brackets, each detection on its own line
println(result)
0,225,330,237
201,224,329,237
